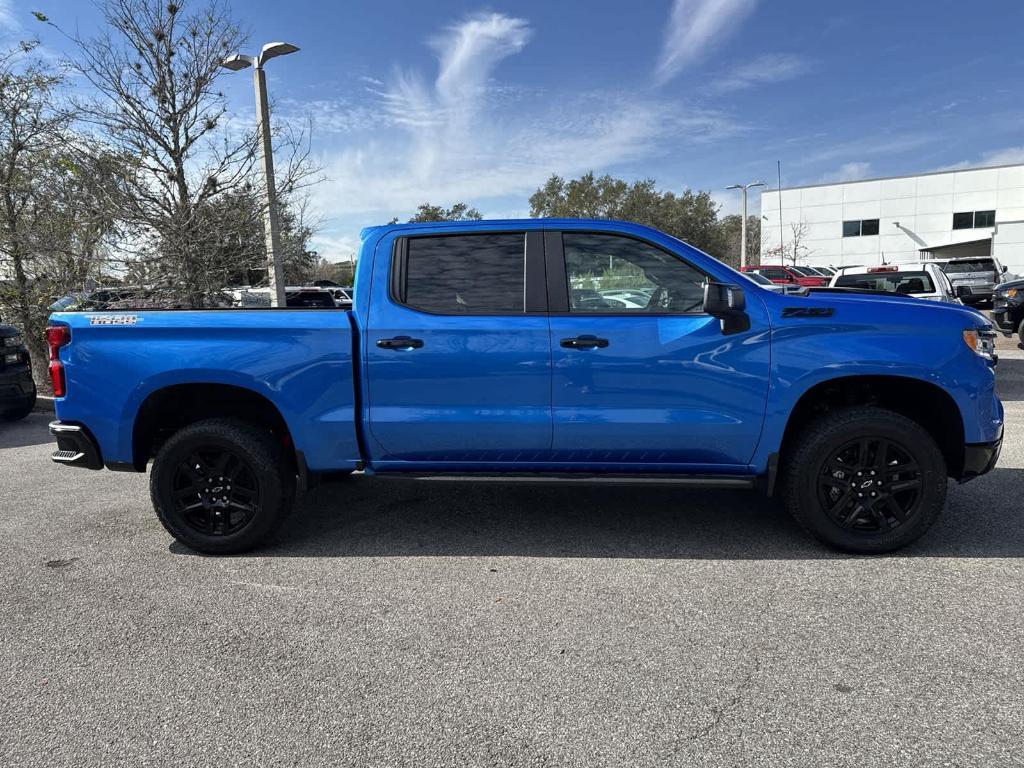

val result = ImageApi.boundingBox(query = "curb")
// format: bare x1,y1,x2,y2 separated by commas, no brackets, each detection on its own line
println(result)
34,395,56,414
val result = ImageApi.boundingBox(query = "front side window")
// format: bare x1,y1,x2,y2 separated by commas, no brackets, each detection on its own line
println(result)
759,267,788,280
402,234,525,314
562,233,706,313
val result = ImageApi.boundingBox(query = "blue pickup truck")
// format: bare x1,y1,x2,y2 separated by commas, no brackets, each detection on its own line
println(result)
46,219,1002,554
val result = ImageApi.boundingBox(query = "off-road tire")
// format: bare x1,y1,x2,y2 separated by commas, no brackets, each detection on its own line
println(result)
150,418,294,554
784,406,947,554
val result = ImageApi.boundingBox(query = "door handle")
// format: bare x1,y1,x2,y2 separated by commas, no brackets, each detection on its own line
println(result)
377,336,424,350
560,335,609,350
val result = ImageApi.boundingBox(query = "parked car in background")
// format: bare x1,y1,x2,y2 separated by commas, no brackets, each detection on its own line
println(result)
829,263,964,304
991,277,1024,342
741,264,828,287
811,266,837,276
935,256,1006,307
742,271,807,295
0,322,36,422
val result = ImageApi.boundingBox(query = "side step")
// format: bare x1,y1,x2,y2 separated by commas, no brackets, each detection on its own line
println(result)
372,473,757,489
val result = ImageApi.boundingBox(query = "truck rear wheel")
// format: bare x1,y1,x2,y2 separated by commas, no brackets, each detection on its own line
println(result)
783,407,947,553
150,418,294,554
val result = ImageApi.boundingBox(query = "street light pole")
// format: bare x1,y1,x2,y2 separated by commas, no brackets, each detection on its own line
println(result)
725,180,766,269
221,42,300,308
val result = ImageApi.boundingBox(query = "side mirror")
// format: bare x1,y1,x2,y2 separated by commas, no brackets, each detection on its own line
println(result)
955,285,971,299
703,282,749,335
1002,265,1008,273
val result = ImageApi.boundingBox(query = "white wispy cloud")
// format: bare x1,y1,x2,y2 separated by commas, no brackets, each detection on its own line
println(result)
0,0,21,32
707,54,808,93
820,161,872,183
655,0,760,85
304,12,742,259
799,134,934,165
934,146,1024,172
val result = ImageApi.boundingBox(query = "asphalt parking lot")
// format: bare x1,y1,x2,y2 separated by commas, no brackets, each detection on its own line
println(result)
2,347,1023,767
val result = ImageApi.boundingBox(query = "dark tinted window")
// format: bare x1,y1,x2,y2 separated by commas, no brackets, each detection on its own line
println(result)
860,219,879,236
953,212,974,230
403,234,525,314
759,267,789,280
842,220,861,237
562,233,706,313
974,210,996,227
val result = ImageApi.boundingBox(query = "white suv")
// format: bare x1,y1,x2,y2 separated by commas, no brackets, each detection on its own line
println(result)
828,263,963,304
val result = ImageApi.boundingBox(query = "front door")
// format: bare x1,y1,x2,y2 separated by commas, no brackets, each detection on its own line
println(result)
365,230,552,467
546,231,771,470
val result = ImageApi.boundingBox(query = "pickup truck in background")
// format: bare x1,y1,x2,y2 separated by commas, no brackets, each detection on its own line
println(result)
46,219,1003,555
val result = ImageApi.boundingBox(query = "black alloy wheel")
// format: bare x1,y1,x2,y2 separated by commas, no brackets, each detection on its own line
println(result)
817,437,922,533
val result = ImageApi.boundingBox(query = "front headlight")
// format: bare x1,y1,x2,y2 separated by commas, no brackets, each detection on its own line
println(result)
2,335,22,347
962,328,996,359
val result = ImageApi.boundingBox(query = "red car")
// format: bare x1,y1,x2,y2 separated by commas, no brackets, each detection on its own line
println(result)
741,265,828,287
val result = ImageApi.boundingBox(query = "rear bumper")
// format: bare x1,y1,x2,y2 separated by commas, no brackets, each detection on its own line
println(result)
960,426,1003,482
49,421,103,470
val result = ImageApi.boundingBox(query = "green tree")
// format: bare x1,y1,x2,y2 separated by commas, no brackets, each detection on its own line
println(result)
529,173,727,257
0,43,130,387
407,202,482,222
717,214,761,268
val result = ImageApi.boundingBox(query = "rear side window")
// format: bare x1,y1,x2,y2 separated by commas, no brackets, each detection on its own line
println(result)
401,234,525,314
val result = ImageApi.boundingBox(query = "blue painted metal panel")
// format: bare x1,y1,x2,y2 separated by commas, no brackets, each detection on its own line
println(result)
50,310,361,471
362,227,552,463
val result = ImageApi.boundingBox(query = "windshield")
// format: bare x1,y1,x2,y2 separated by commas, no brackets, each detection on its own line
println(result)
834,271,936,294
746,272,774,286
790,266,814,276
942,258,996,274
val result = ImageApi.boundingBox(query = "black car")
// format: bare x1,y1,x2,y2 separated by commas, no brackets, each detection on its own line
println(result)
0,323,37,421
992,278,1024,343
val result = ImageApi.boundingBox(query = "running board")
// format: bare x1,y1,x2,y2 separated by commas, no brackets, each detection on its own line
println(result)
370,472,757,488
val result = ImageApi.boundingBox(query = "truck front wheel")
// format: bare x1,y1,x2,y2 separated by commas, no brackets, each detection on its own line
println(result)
784,407,947,553
150,418,294,554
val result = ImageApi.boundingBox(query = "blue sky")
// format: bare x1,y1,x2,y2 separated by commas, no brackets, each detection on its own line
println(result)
5,0,1024,261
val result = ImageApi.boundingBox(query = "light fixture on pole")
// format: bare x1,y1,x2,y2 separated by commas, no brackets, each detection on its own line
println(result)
221,42,300,308
725,181,766,269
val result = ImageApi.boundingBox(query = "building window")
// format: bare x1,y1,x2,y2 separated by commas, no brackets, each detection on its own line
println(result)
953,212,974,230
953,210,996,229
842,219,879,237
974,210,996,228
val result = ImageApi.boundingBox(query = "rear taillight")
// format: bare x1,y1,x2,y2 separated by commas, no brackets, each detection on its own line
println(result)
45,324,71,397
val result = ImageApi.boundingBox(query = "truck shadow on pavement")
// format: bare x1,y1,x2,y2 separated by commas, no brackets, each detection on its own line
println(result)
218,467,1024,560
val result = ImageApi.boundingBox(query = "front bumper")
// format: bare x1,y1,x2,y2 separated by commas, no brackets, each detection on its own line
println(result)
960,425,1003,482
49,421,104,470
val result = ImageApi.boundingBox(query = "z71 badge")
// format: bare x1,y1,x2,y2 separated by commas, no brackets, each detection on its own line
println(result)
89,315,140,326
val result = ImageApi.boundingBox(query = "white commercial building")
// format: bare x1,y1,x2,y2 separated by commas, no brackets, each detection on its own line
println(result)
759,163,1024,275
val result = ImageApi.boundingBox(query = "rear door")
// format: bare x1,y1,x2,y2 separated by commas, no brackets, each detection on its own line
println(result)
365,230,552,467
546,230,771,470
